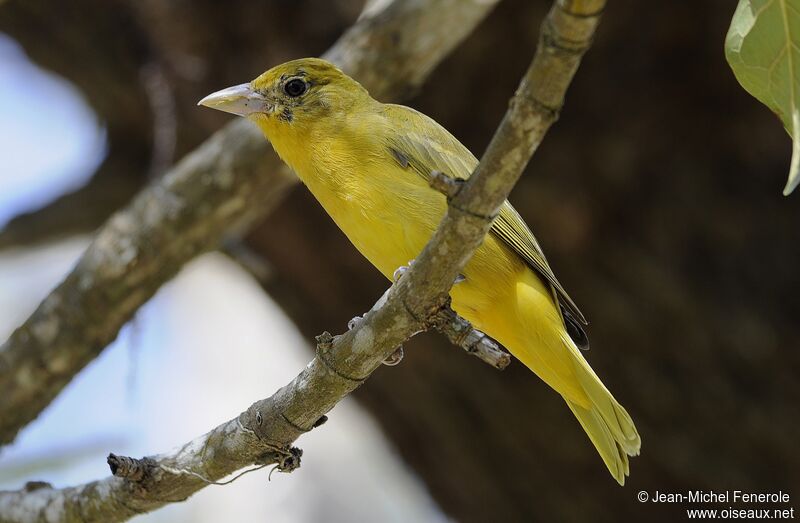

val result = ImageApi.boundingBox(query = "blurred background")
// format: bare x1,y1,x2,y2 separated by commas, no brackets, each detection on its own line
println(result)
0,0,798,521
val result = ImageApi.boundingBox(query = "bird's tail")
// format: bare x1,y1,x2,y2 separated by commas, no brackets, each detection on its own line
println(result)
505,270,641,484
562,334,641,485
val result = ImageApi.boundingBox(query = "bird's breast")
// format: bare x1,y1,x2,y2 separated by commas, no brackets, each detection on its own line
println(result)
297,151,445,281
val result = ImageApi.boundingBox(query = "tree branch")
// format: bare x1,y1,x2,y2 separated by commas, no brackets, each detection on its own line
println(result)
0,0,500,446
345,287,512,370
0,1,604,520
434,307,511,370
0,159,143,250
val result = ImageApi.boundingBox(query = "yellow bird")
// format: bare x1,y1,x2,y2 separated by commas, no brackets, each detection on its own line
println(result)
200,58,640,484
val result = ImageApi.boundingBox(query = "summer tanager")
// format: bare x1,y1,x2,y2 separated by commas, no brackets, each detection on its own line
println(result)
200,58,640,484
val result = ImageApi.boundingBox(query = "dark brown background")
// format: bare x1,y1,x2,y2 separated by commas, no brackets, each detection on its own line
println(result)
1,1,798,521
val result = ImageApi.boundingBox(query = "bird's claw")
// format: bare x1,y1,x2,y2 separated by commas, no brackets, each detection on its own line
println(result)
392,259,416,282
382,346,404,366
393,260,464,285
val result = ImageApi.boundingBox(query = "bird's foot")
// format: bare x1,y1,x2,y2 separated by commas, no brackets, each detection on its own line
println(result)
382,346,404,366
393,259,464,285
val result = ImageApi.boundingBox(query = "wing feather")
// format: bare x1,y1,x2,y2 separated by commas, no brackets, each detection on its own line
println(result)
381,104,588,330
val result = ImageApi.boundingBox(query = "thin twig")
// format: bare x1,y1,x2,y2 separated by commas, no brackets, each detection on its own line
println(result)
433,307,511,370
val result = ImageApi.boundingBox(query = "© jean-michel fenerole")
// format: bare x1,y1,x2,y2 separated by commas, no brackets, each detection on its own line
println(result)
199,58,641,484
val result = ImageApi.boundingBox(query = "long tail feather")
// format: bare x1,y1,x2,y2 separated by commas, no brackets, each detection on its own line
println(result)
564,333,641,484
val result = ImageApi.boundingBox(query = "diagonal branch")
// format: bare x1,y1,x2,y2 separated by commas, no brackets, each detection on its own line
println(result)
0,159,143,250
0,1,604,520
0,0,500,447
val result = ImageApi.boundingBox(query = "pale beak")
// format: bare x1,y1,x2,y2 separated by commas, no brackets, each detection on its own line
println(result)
197,83,270,116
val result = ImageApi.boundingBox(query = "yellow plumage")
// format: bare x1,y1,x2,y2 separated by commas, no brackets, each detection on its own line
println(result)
200,58,641,484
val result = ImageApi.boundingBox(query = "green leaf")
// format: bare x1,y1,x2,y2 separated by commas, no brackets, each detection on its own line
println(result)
726,0,800,195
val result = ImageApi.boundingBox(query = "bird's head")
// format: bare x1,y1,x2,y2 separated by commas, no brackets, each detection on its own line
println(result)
198,58,370,139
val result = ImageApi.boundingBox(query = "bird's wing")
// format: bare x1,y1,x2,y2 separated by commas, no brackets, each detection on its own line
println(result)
381,104,588,334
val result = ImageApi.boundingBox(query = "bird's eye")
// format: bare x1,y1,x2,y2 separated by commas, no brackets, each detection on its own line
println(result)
284,78,308,97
